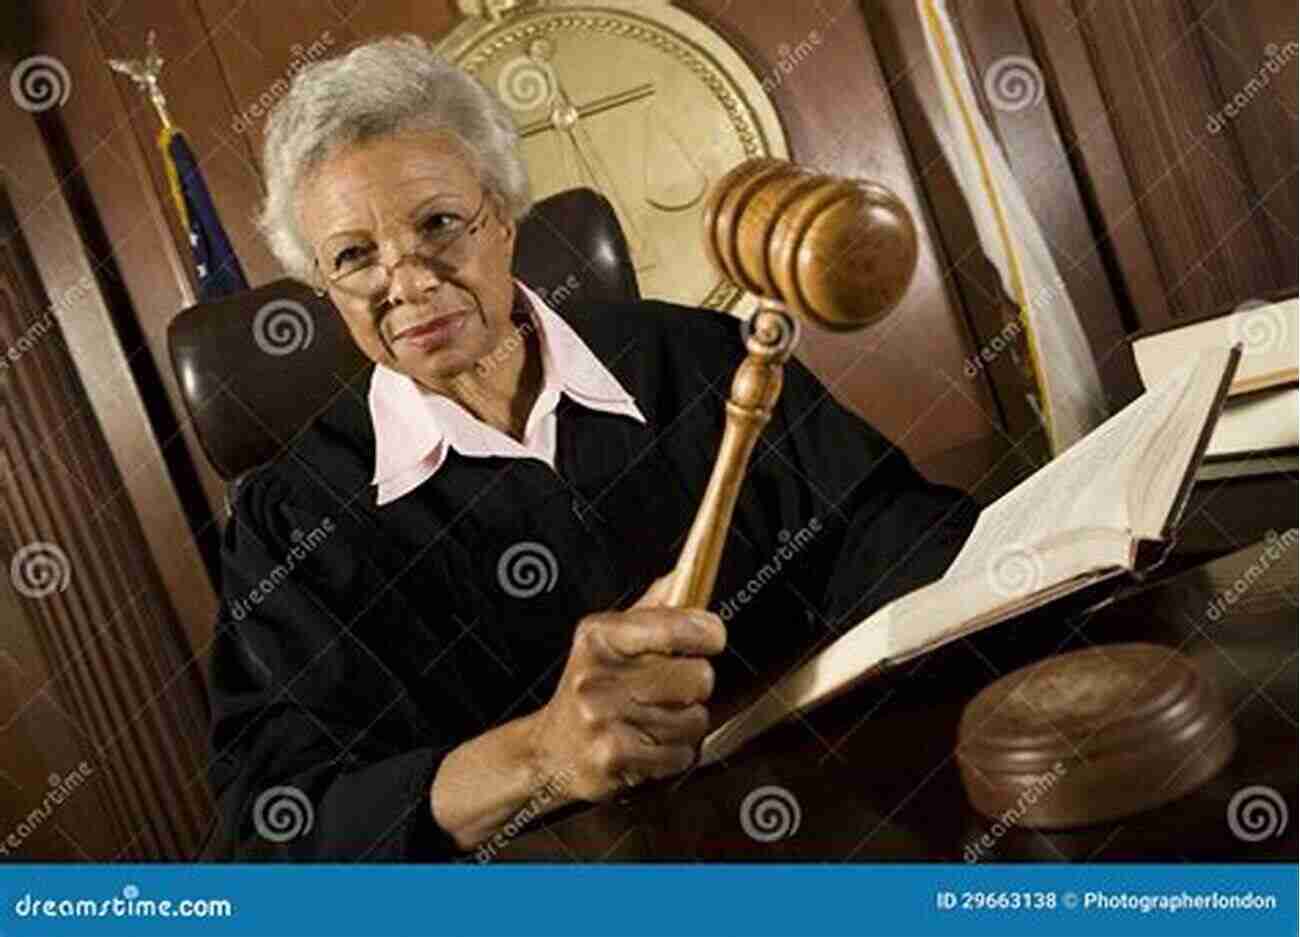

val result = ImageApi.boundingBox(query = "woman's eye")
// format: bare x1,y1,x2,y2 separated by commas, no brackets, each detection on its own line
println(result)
334,245,370,269
421,213,461,237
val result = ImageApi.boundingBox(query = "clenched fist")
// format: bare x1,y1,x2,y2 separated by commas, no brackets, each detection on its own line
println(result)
526,576,726,802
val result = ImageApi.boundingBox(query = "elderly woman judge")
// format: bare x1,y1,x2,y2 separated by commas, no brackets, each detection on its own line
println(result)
208,34,979,859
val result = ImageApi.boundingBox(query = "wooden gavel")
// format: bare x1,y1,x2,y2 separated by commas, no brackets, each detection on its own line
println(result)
663,158,919,609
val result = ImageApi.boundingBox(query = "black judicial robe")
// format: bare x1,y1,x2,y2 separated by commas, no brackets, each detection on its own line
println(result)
205,298,980,861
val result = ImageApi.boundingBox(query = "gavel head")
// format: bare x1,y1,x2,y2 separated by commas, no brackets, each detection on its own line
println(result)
703,158,918,332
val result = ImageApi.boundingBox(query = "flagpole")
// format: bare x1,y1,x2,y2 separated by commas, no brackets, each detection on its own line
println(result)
106,30,250,303
106,29,174,131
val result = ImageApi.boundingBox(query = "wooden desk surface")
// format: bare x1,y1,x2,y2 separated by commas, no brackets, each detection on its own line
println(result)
498,534,1298,862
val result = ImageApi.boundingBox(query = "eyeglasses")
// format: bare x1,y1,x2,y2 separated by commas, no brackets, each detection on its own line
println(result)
316,189,493,300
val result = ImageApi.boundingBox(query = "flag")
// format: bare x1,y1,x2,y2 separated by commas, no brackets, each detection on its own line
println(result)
159,125,249,301
918,0,1109,456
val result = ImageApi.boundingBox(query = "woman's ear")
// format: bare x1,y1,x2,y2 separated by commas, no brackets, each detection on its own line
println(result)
479,186,509,238
306,251,329,297
497,199,517,251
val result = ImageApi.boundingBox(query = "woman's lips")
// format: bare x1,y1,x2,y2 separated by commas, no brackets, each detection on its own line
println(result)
392,311,468,349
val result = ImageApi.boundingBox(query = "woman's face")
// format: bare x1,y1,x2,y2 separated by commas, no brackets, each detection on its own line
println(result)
297,131,518,390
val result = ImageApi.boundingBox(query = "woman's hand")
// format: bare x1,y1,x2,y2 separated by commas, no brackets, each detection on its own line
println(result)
526,577,726,802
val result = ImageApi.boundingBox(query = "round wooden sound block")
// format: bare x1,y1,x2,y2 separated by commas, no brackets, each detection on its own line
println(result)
957,643,1235,829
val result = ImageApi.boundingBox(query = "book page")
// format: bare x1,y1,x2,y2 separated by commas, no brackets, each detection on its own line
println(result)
1206,389,1298,457
1127,346,1238,538
943,364,1191,583
698,601,895,766
1133,297,1297,395
699,349,1237,765
698,527,1133,766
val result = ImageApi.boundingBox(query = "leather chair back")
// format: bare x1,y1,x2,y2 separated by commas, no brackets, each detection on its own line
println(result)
167,188,638,481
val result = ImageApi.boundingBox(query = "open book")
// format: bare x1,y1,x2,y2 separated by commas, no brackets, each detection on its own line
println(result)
1132,296,1295,397
1131,296,1297,470
699,344,1242,765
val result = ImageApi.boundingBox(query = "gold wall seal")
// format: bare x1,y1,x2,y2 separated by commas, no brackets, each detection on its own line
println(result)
440,0,789,313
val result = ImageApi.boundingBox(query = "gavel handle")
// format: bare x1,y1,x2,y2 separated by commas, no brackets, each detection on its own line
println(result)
664,308,798,609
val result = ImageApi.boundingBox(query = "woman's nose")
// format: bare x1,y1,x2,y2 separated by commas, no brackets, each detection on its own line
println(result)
382,248,444,306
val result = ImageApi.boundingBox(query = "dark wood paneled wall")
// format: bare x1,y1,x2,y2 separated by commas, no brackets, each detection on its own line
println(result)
1018,0,1297,332
949,0,1140,406
685,0,1018,486
0,191,211,859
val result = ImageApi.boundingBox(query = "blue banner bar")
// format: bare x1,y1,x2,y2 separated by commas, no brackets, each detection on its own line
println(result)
1,864,1295,936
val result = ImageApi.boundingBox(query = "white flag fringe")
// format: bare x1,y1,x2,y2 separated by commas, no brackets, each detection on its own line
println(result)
918,0,1108,454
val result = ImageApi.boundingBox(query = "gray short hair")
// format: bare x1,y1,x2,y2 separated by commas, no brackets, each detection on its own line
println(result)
256,33,532,284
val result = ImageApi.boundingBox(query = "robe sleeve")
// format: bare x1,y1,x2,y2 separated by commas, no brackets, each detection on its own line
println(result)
204,469,468,861
750,354,981,631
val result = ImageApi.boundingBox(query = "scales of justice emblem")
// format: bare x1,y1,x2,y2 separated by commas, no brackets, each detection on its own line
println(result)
440,0,790,313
